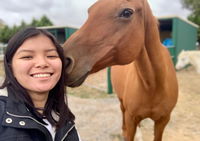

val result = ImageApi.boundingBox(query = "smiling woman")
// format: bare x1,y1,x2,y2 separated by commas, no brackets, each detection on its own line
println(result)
12,35,62,100
0,27,81,141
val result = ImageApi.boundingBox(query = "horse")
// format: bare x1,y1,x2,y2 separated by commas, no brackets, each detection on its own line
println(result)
176,50,200,74
63,0,178,140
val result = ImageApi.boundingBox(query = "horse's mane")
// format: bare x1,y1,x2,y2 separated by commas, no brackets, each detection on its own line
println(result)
179,50,200,58
143,0,160,46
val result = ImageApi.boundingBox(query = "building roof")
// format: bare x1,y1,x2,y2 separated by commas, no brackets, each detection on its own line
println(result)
37,24,78,30
158,15,199,28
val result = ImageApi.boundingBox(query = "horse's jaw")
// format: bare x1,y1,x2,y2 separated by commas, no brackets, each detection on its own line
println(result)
64,44,115,87
66,71,90,87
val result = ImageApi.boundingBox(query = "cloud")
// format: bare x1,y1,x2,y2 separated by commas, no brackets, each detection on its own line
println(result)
0,0,55,26
0,0,191,28
149,0,190,18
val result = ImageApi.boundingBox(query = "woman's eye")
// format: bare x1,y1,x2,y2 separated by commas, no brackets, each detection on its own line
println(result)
20,56,33,59
47,55,59,58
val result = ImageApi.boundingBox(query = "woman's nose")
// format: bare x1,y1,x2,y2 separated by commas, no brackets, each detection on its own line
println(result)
35,57,49,68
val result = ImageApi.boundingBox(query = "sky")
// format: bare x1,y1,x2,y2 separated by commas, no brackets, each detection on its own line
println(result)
0,0,191,28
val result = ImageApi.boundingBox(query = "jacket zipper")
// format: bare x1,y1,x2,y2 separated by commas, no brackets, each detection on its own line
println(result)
61,124,75,141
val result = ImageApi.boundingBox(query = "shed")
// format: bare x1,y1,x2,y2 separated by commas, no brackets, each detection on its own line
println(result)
38,25,77,44
158,16,199,64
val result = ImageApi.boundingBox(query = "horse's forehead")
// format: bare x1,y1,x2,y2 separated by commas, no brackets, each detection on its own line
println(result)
91,0,121,10
179,53,186,58
90,0,143,11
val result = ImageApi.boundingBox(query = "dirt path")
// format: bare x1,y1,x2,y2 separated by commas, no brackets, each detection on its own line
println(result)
68,66,200,141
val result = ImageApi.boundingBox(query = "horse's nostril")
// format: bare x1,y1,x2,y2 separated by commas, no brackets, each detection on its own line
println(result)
65,57,75,74
65,57,71,68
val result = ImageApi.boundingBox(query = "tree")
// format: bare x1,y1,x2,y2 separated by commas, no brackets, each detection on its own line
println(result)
30,18,38,27
181,0,200,42
0,15,54,44
0,19,5,29
37,15,53,27
0,25,12,43
30,16,53,27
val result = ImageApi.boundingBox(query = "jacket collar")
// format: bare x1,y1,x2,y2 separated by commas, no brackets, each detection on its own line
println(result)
5,88,32,117
0,87,29,116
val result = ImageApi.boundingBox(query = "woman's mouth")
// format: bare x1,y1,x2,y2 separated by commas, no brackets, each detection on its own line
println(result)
31,73,53,78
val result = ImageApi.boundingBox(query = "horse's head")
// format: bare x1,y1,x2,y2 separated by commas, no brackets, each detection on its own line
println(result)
63,0,158,87
175,50,190,70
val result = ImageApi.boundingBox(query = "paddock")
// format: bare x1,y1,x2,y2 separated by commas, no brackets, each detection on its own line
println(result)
67,66,200,141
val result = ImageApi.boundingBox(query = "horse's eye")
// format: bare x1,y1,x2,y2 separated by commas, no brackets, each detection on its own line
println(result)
119,8,134,18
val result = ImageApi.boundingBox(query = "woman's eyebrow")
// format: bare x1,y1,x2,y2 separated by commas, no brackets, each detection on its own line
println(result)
16,49,57,54
46,49,57,52
16,49,34,54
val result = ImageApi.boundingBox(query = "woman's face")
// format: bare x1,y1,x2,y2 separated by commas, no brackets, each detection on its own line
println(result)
12,34,62,96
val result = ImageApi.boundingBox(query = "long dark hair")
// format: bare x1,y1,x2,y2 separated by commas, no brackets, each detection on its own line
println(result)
0,27,75,128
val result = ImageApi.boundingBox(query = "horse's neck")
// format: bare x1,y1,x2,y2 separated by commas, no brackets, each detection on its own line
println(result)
145,18,163,65
135,3,173,88
188,52,200,63
146,16,169,78
188,53,200,72
135,47,156,90
135,43,167,90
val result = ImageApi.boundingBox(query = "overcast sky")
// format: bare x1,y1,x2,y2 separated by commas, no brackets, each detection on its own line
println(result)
0,0,191,28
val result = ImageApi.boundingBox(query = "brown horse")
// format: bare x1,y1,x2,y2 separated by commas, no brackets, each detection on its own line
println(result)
63,0,178,140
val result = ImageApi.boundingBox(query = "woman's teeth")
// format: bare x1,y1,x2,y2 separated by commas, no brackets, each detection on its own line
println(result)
32,73,51,78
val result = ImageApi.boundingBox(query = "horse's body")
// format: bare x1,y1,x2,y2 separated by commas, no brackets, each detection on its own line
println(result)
63,0,178,140
176,50,200,73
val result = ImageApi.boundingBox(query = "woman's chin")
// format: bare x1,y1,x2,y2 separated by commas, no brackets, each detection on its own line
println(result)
27,85,55,95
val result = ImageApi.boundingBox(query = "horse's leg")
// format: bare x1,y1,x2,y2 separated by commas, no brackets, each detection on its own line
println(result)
153,114,170,141
123,111,138,141
119,100,127,140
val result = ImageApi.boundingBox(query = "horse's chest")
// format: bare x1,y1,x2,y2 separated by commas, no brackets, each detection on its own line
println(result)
124,91,167,118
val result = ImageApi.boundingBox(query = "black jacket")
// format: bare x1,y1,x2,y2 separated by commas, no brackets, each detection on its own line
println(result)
0,89,80,141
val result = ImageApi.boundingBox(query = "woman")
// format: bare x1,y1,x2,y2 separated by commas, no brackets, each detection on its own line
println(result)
0,27,81,141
